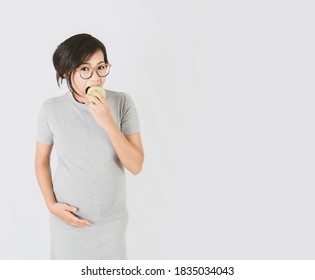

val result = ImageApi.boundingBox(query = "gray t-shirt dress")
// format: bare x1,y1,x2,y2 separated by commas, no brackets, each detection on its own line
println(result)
36,89,140,259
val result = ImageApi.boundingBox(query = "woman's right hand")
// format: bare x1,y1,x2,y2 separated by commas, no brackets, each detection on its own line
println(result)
48,202,91,227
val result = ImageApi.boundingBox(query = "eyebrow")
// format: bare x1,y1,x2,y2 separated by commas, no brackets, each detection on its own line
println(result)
81,61,105,65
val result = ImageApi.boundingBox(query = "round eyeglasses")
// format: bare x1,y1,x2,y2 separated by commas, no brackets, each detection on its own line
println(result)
78,63,112,79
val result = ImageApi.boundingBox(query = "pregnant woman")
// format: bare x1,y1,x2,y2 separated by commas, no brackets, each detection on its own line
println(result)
35,33,144,259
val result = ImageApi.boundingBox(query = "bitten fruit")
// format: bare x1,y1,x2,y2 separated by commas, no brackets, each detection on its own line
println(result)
86,86,106,103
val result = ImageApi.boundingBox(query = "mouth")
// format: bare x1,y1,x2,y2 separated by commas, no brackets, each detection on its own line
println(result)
85,85,101,94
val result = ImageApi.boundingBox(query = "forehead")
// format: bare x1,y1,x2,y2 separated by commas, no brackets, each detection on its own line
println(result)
83,49,104,64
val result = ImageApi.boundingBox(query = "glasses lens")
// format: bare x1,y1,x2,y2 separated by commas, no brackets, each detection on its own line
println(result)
97,65,110,77
80,68,92,79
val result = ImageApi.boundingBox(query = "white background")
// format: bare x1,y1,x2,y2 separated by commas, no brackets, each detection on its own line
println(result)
0,0,314,259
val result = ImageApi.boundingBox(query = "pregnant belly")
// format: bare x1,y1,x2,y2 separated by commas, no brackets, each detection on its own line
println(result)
53,168,127,223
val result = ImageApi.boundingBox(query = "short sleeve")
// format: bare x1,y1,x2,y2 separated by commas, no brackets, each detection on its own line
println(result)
36,103,54,145
120,94,140,136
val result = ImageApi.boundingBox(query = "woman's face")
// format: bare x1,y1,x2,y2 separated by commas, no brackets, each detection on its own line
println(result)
70,49,107,103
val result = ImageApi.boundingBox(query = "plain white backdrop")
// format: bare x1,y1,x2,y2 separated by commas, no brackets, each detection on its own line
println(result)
0,0,314,259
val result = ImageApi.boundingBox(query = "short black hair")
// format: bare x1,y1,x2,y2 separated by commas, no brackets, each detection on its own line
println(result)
52,33,109,93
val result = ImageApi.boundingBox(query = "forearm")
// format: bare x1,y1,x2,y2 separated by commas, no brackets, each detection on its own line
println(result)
103,121,143,175
35,163,56,211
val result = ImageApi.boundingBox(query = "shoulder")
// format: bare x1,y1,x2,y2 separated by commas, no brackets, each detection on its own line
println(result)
41,93,68,113
106,89,137,111
106,89,134,103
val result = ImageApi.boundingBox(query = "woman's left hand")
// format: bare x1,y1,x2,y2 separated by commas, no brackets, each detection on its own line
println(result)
86,89,114,130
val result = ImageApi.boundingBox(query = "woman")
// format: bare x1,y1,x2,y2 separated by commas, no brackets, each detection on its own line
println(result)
35,33,144,259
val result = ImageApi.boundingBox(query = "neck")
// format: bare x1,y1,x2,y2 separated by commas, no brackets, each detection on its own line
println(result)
72,91,85,104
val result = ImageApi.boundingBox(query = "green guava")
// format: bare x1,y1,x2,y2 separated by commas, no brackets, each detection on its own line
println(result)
87,86,106,103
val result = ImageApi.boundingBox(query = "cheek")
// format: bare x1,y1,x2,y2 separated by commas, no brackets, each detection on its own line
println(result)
72,74,85,90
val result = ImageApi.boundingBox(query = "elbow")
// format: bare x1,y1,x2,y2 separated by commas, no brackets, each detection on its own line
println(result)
132,167,142,175
131,155,144,175
131,163,143,175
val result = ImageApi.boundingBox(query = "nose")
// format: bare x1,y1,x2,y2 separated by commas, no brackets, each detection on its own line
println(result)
90,69,100,80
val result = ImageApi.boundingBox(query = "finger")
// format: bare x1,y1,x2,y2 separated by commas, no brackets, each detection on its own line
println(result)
70,221,85,227
72,220,91,227
91,89,105,103
81,219,91,226
64,204,77,212
85,94,96,105
79,221,91,227
66,218,90,228
65,211,91,226
88,101,97,108
64,210,82,221
88,104,96,112
88,93,101,104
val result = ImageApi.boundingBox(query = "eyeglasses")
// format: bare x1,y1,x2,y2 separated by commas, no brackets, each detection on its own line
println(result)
78,63,112,79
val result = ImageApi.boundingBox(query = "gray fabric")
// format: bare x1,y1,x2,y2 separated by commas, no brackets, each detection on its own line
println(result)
36,90,140,259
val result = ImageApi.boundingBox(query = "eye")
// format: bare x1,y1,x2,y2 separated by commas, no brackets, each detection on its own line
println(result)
98,65,105,70
81,67,89,71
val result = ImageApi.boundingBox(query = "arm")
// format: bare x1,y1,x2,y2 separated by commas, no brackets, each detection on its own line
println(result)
104,124,144,175
86,91,144,175
34,141,56,210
